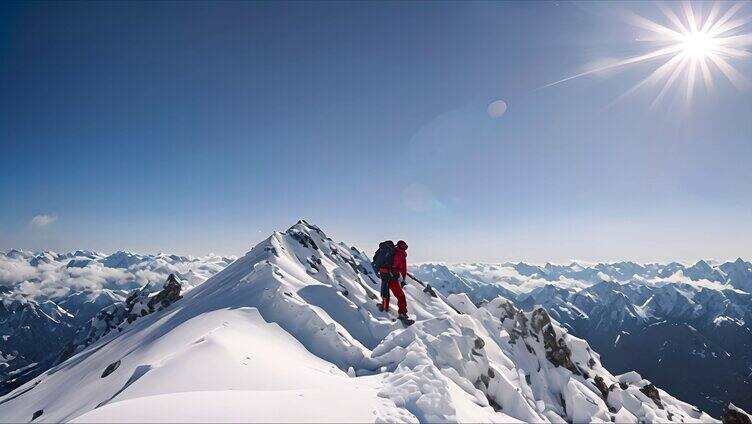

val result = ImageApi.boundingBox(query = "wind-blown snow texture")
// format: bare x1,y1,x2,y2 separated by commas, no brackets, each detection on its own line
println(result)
411,261,752,416
0,221,727,423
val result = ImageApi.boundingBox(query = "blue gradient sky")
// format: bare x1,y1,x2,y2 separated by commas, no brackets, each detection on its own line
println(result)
1,1,750,263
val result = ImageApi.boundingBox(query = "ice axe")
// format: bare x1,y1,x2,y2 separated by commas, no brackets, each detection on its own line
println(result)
406,273,463,314
406,273,437,298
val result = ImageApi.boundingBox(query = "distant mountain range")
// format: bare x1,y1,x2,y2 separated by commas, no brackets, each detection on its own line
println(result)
2,244,750,419
411,260,752,416
0,222,736,423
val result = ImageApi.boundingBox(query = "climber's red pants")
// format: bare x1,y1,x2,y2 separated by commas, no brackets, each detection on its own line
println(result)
381,279,407,315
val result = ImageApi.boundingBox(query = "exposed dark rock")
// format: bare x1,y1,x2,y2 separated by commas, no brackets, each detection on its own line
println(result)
495,299,517,322
486,394,502,412
147,278,182,311
306,256,322,272
124,278,182,323
529,308,550,333
474,337,485,350
722,405,752,424
479,373,490,387
531,308,578,374
594,375,609,399
640,383,663,409
58,303,128,363
287,229,319,250
514,311,530,337
619,382,628,390
101,360,121,378
32,409,43,421
59,277,185,366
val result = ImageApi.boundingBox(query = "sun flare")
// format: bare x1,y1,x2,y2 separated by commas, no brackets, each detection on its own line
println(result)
543,1,752,108
681,31,715,59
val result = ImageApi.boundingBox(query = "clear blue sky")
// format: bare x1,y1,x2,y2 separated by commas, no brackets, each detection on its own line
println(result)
1,1,750,263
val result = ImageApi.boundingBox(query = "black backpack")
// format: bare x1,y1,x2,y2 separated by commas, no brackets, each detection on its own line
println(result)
372,240,396,273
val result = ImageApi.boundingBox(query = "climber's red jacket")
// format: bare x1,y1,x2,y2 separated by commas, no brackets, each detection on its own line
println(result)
392,242,408,280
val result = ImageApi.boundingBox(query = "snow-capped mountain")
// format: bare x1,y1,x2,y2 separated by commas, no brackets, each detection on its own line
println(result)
0,221,731,423
411,262,752,416
0,297,76,394
720,258,752,293
0,250,232,396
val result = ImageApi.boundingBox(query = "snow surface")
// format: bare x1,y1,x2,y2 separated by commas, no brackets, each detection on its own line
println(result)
0,222,721,423
0,250,232,394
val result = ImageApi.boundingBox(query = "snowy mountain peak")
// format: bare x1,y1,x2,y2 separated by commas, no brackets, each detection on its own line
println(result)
0,221,722,423
100,251,147,269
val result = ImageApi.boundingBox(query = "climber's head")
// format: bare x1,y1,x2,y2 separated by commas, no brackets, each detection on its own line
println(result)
397,240,408,250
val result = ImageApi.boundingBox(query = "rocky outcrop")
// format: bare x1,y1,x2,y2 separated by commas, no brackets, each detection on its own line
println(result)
287,226,319,250
58,303,128,362
530,308,578,374
722,404,752,424
59,278,184,363
640,383,663,409
126,278,183,324
593,375,609,399
101,360,121,378
147,278,182,311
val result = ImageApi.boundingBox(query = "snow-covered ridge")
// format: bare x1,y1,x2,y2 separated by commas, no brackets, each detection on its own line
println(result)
411,262,752,416
0,221,727,423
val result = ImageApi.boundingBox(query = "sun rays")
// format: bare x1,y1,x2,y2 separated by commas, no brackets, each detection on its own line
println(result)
543,1,752,108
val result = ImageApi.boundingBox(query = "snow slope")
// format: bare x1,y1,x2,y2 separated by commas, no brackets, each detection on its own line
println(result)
0,222,721,423
0,250,232,395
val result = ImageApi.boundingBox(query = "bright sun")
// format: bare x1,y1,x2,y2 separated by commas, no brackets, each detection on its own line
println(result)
544,1,751,108
681,31,715,59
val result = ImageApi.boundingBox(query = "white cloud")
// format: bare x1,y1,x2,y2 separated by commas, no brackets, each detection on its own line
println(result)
0,251,229,299
30,214,58,227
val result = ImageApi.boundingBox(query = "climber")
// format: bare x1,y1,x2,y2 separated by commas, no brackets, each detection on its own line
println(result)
375,240,409,319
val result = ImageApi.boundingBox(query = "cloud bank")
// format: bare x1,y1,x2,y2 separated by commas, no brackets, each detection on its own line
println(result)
0,250,234,300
